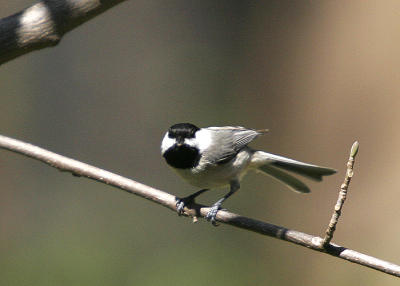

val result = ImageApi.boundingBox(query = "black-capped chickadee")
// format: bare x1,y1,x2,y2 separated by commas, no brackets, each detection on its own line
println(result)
161,123,336,225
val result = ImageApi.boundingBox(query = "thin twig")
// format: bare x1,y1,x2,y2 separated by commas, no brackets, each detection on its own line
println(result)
0,0,126,65
1,135,399,277
322,141,359,247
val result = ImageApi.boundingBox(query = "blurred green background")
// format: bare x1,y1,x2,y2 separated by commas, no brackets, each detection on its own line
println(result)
1,1,400,285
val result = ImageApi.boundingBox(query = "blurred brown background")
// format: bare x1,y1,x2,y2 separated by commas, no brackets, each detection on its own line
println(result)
1,1,400,285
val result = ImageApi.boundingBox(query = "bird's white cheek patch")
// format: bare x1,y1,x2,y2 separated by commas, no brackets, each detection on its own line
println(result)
161,133,175,154
195,129,212,152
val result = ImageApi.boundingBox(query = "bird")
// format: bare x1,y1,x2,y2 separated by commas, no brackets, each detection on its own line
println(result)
161,123,336,225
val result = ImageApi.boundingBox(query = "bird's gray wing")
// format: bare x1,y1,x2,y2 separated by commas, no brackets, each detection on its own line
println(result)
206,126,267,164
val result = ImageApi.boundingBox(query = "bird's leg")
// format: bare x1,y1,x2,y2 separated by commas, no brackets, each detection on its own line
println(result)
176,189,209,215
206,181,240,226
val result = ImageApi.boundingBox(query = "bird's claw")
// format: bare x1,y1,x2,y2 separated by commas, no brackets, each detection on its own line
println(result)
175,198,187,216
175,189,209,216
205,204,221,226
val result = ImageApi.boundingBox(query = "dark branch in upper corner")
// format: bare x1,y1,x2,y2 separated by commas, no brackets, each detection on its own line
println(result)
0,134,399,277
0,0,126,65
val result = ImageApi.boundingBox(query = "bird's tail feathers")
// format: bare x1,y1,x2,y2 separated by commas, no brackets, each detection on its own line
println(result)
257,165,311,193
251,151,336,193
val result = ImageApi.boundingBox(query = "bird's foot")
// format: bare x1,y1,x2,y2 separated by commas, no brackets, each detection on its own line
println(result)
175,197,192,216
205,203,222,226
176,198,189,216
175,189,209,216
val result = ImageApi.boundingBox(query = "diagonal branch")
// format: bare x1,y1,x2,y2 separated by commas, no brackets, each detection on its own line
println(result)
1,134,399,277
0,0,127,65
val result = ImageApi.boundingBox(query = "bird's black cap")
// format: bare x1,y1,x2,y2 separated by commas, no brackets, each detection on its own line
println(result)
168,123,200,139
